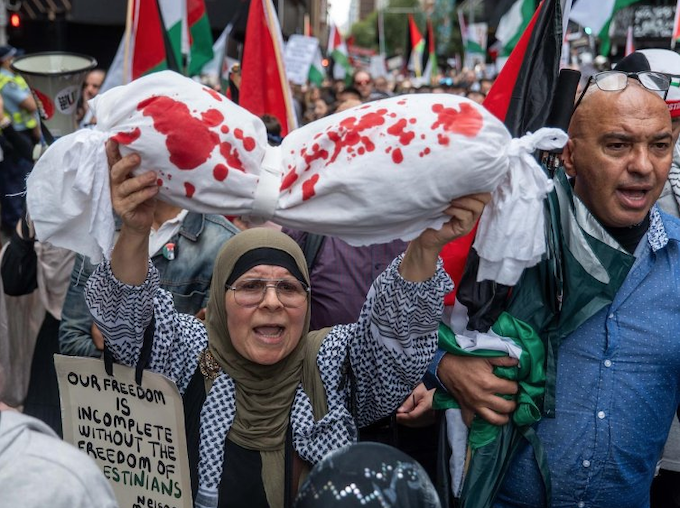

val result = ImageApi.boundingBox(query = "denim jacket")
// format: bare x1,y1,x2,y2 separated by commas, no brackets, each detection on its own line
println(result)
59,213,239,357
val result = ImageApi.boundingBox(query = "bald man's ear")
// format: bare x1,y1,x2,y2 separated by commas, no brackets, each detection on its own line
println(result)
563,138,577,178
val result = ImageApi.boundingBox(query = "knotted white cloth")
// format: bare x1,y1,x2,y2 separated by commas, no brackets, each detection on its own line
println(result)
26,71,565,284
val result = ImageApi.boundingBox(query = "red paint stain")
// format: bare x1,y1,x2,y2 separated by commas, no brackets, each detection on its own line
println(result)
138,96,220,170
213,164,228,181
168,174,173,180
421,134,426,140
184,182,196,198
326,109,388,164
397,100,406,105
386,118,415,146
385,146,393,154
220,141,244,171
157,178,163,187
361,137,375,152
233,128,256,152
438,133,450,146
111,127,141,145
392,148,404,164
431,103,484,137
301,143,329,171
302,174,320,201
221,125,230,134
424,147,431,155
281,169,299,191
202,109,224,127
204,88,223,102
358,147,365,155
409,118,417,124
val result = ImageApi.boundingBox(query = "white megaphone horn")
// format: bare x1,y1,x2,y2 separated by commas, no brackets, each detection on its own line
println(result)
11,51,97,138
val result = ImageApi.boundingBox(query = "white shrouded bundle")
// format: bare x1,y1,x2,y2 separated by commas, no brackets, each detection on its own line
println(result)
26,71,567,285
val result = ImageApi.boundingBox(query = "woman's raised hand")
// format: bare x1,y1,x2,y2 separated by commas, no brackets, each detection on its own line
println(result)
107,140,159,237
399,193,491,282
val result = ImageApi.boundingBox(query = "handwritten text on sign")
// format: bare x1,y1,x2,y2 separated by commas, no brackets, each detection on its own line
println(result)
54,355,192,508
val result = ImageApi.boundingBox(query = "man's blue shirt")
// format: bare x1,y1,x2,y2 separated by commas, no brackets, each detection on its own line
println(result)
496,208,680,508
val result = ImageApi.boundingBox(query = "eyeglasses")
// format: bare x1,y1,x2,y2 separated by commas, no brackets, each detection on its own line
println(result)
354,79,371,86
573,71,671,111
226,278,310,308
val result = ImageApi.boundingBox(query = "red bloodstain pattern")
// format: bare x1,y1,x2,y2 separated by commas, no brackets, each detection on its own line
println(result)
281,169,299,191
220,141,245,171
157,178,163,187
326,109,388,164
111,127,141,145
386,118,415,146
184,182,196,198
392,148,404,164
138,96,220,170
301,143,329,171
221,125,230,134
302,174,320,201
234,128,256,152
204,88,223,102
431,103,484,137
213,164,228,182
437,133,450,146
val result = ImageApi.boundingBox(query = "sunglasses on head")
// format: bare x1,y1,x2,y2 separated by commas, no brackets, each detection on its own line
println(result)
573,70,671,111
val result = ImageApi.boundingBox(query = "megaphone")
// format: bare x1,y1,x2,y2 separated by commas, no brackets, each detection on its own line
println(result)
11,51,97,138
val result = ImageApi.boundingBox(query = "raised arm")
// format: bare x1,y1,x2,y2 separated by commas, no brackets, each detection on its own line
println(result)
106,140,158,285
321,193,492,427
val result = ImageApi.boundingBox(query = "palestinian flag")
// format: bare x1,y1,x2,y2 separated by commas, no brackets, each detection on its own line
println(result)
158,0,186,71
328,23,351,81
239,0,297,136
186,0,214,76
569,0,641,56
673,0,680,49
308,47,325,87
495,0,535,57
422,17,437,85
405,14,425,77
130,0,169,80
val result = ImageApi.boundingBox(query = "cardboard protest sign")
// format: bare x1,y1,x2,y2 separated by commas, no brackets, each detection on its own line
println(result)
54,355,192,508
284,34,319,85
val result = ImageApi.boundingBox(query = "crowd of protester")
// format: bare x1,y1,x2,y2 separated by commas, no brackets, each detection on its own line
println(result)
2,40,680,508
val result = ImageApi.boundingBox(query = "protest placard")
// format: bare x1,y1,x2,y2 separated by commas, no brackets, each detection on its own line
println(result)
54,355,191,508
284,34,319,85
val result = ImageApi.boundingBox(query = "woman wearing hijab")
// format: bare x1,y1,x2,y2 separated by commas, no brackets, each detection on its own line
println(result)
85,141,490,508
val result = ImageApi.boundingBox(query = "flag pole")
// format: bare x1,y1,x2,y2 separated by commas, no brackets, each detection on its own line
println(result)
123,0,134,84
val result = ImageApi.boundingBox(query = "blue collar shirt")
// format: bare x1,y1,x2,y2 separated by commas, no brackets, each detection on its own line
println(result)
496,207,680,508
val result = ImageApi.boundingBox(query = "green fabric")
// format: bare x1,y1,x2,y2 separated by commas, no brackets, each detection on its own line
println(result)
432,313,544,450
439,168,635,508
598,0,641,56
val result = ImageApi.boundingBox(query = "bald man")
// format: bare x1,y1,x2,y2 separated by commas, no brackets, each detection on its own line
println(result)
438,77,680,507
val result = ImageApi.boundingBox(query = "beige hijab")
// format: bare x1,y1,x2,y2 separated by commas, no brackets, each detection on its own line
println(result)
204,228,328,506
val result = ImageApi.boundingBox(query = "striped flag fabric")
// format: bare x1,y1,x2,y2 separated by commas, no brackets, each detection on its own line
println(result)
158,0,186,70
308,48,325,87
186,0,214,76
422,17,437,84
239,0,298,137
625,25,635,56
569,0,641,56
495,0,535,57
672,0,680,49
129,0,169,80
406,14,425,77
328,23,351,81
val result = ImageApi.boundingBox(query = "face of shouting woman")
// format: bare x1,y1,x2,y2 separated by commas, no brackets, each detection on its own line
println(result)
225,264,308,365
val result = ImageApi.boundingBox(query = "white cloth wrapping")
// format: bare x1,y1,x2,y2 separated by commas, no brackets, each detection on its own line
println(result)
26,71,565,284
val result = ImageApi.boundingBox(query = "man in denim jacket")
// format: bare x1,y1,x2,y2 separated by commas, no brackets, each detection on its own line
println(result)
59,201,239,357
